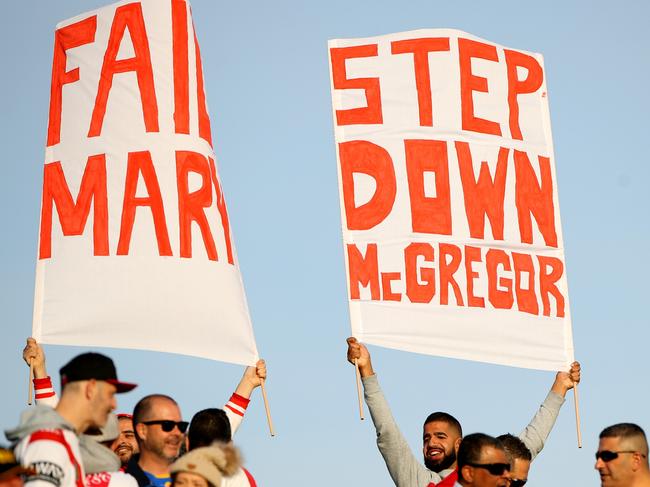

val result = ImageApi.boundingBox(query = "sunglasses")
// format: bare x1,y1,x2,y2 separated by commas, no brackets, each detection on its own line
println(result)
141,420,189,433
595,450,646,462
466,462,510,476
509,479,527,487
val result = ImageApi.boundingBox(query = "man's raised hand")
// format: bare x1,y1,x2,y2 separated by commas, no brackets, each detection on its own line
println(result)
22,338,48,379
346,337,374,378
235,359,267,398
551,361,581,397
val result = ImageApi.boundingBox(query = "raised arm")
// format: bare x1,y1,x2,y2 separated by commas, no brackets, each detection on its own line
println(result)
225,359,266,435
347,337,439,487
22,338,58,407
518,361,581,459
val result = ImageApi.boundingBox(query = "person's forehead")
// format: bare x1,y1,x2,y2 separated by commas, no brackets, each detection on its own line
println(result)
99,381,118,394
599,436,623,450
118,417,134,429
176,472,206,483
424,420,457,436
480,446,507,463
148,397,182,419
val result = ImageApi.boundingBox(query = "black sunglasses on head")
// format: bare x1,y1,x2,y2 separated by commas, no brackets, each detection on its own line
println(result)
509,479,527,487
141,420,189,433
466,462,510,476
595,450,646,462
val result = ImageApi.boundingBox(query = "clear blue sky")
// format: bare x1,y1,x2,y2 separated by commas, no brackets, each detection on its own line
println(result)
1,1,649,486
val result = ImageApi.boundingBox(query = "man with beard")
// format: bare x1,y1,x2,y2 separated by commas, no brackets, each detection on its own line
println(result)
126,395,185,487
111,415,139,468
7,352,136,487
595,423,650,487
346,337,579,487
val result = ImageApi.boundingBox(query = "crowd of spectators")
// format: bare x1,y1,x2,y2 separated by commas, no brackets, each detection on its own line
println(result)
2,338,648,487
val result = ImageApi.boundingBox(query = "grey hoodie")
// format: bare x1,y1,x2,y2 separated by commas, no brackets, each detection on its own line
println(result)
5,406,121,474
5,405,75,443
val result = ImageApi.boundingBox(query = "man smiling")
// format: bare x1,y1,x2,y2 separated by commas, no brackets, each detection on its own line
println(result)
346,337,579,487
595,423,650,487
126,395,187,487
111,415,139,468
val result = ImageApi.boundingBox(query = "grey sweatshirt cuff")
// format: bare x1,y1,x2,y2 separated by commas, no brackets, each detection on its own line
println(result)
361,373,379,393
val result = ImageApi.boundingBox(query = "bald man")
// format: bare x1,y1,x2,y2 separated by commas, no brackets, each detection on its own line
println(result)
595,423,650,487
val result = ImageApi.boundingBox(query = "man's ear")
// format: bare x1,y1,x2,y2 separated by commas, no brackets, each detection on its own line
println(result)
454,437,462,454
85,379,97,400
135,422,147,442
461,465,473,483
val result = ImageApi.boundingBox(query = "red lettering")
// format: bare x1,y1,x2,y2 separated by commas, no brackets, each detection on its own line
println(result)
47,16,97,146
208,157,234,265
172,0,189,134
39,155,108,259
176,151,217,261
458,38,501,136
330,45,382,125
89,3,159,137
456,142,508,240
464,245,484,308
512,252,539,315
538,256,565,317
514,151,557,247
504,49,544,141
193,24,213,146
439,243,464,306
347,244,380,300
117,151,171,256
339,140,396,230
405,139,451,235
404,243,435,304
381,272,402,301
485,249,513,309
390,37,450,127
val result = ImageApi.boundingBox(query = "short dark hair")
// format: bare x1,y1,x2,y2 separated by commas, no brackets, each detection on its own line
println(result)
497,433,531,461
457,433,505,481
600,423,646,440
423,412,462,437
132,394,178,442
187,408,232,450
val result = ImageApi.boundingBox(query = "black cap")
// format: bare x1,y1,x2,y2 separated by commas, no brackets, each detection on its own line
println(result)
59,352,137,393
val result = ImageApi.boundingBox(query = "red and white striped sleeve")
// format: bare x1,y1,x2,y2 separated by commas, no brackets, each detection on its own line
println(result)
34,376,59,408
224,393,250,435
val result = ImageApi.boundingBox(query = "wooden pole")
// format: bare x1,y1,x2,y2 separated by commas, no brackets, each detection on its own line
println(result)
27,359,34,405
354,358,364,420
573,383,582,448
260,379,275,437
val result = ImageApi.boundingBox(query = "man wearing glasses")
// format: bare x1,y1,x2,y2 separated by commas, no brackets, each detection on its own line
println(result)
455,434,510,487
496,434,531,487
595,423,650,487
126,395,187,487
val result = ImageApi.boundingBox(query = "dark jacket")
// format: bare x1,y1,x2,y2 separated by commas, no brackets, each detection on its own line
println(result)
124,455,152,487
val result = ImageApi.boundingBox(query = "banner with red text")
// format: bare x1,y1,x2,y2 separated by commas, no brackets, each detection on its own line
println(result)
32,0,259,366
329,29,574,371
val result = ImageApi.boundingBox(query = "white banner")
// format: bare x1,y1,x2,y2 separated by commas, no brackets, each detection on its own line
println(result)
32,0,259,366
329,29,574,371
